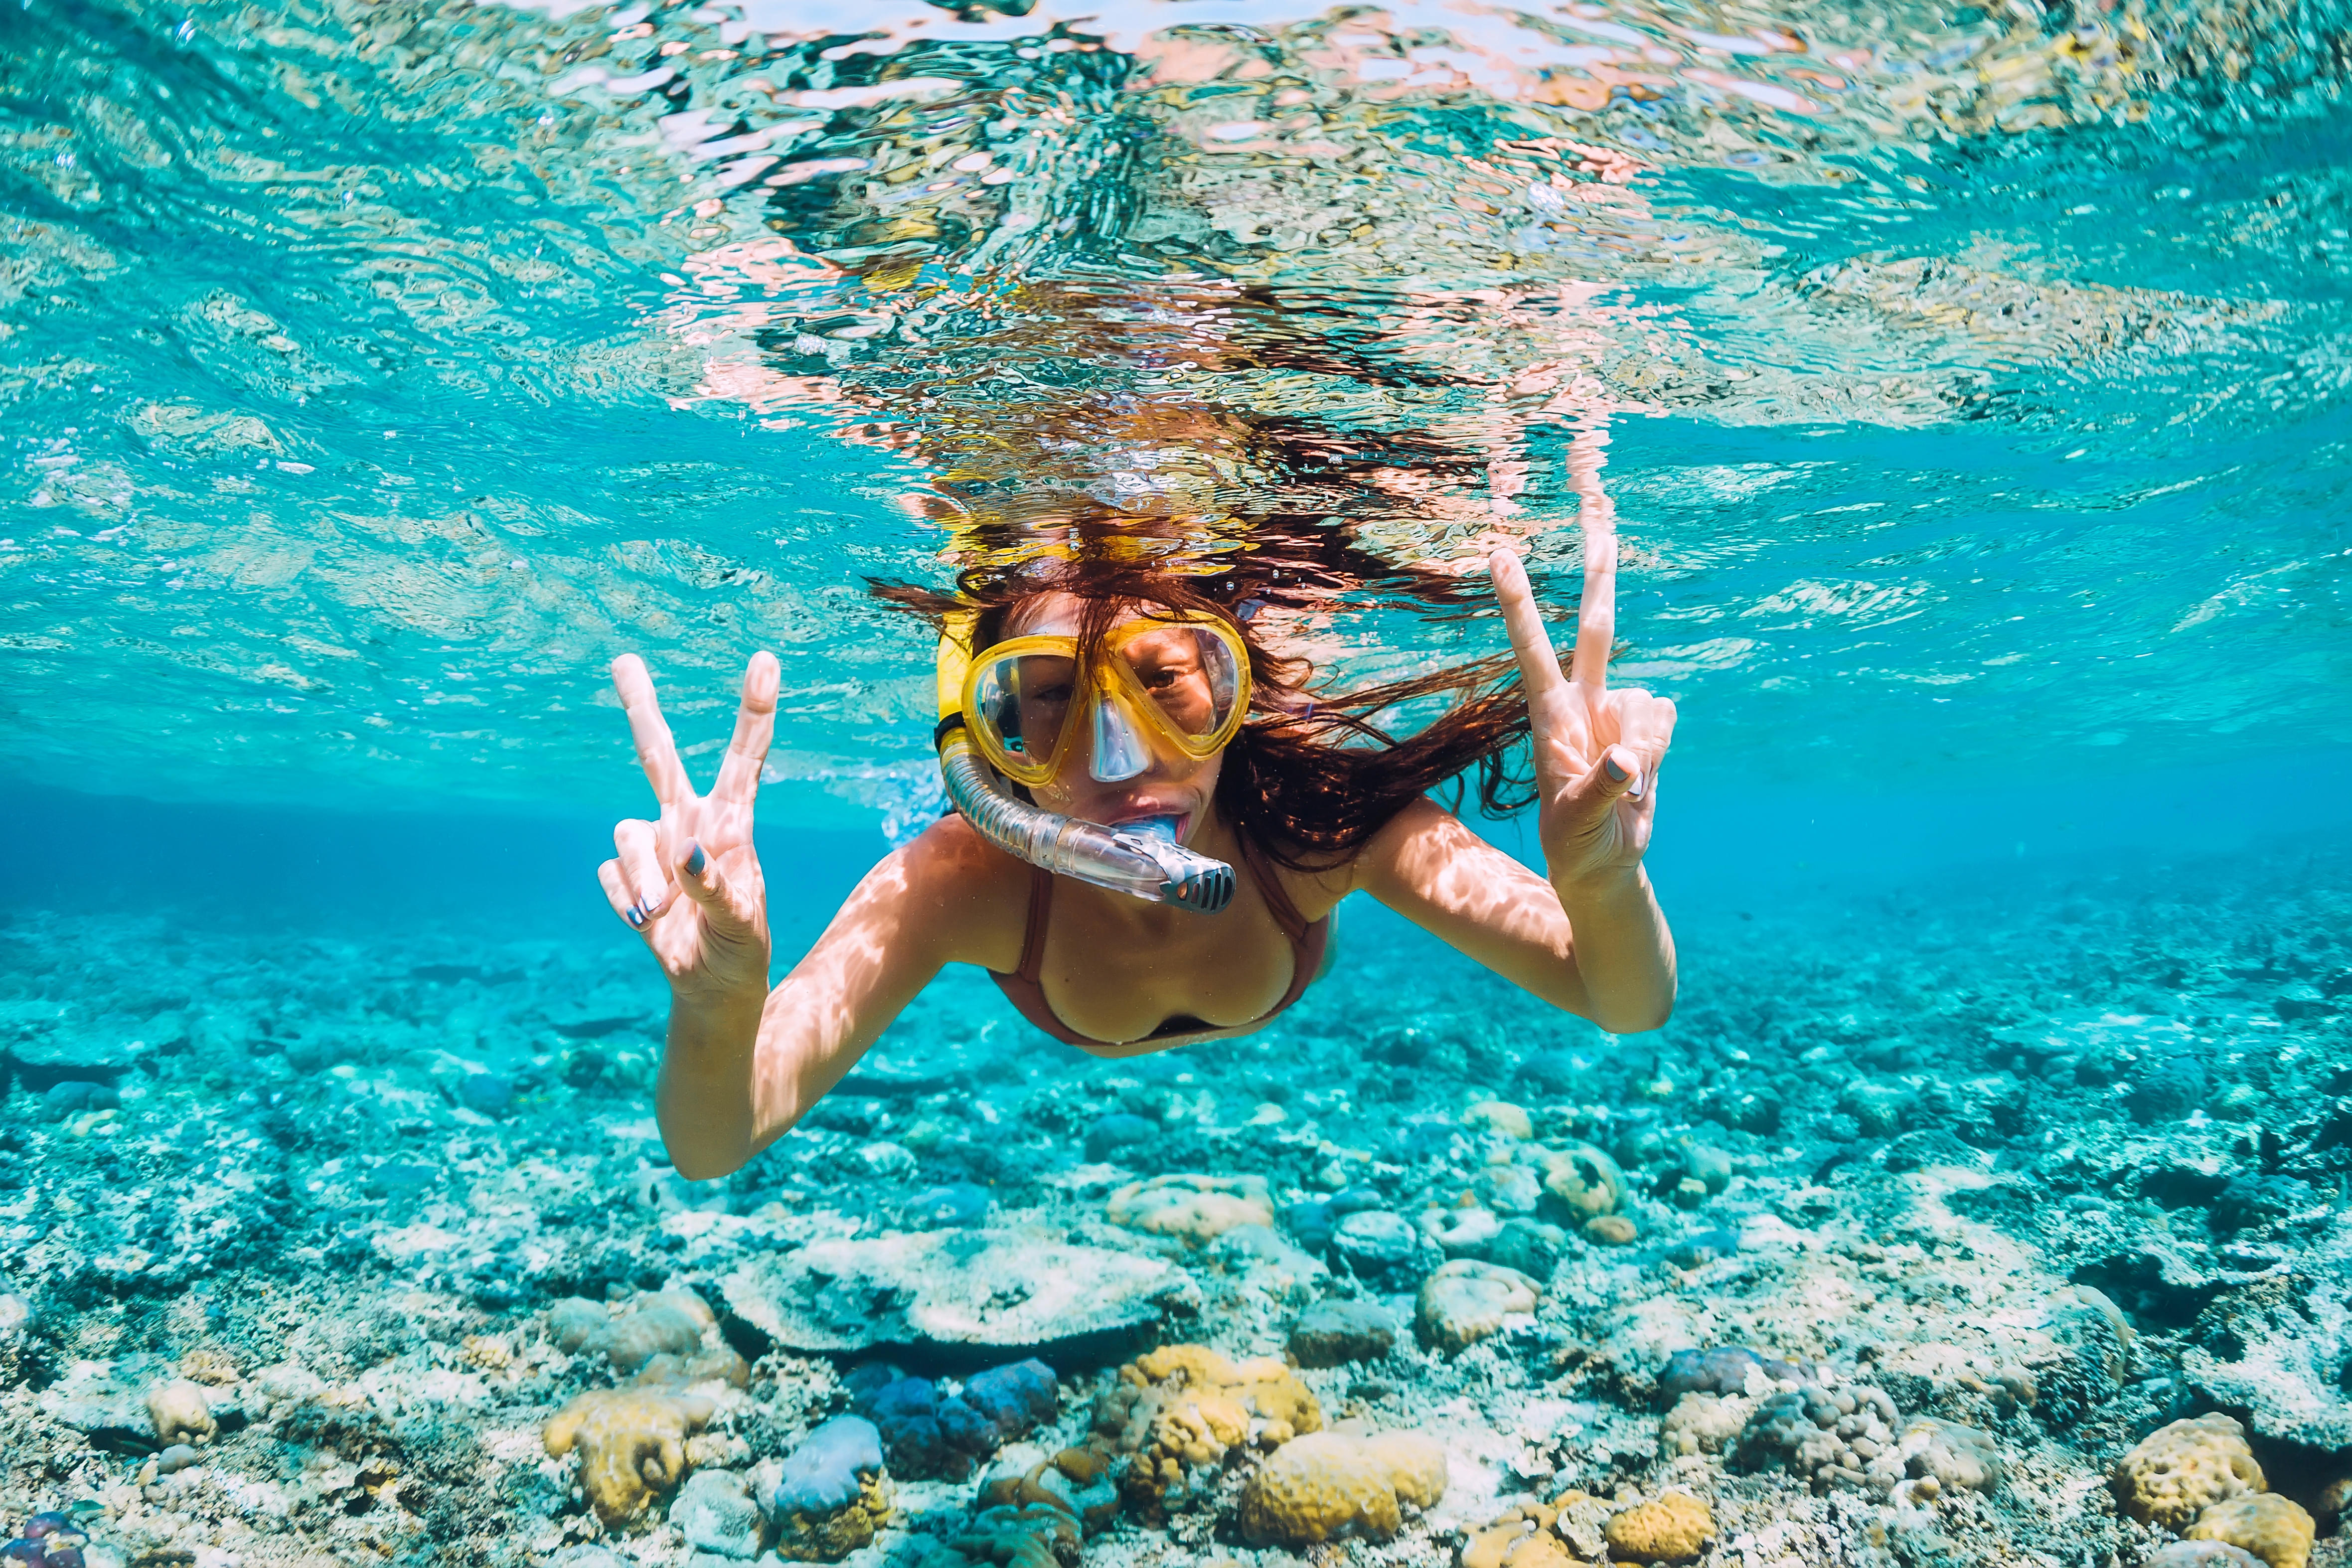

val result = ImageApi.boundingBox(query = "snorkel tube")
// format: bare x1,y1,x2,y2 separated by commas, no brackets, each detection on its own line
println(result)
935,614,1235,914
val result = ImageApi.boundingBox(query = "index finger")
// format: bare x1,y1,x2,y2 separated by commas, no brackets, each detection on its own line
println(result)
1488,549,1569,703
1570,520,1616,692
612,653,693,806
710,650,781,806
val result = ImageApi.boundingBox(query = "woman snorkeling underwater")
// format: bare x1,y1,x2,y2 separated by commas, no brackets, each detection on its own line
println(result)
600,520,1677,1182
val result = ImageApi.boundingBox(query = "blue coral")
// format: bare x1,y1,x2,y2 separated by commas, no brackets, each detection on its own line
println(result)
768,1415,885,1517
960,1359,1057,1437
846,1359,1058,1479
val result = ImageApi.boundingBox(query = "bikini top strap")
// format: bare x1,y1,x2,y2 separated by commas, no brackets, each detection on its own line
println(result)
1016,863,1055,982
1234,833,1311,949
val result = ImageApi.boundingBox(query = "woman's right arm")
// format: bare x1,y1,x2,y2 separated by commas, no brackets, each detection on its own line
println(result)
598,652,1016,1181
656,821,1008,1179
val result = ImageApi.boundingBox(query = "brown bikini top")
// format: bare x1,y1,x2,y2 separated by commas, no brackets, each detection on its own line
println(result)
987,833,1328,1055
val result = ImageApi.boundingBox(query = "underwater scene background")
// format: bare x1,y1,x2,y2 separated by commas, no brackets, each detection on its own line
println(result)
3,0,2352,1566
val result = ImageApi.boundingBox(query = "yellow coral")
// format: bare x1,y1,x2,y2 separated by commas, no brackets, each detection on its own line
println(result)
1235,1429,1447,1546
2187,1494,2315,1568
146,1379,217,1446
1583,1215,1638,1246
1538,1146,1624,1222
2113,1414,2266,1531
1465,1101,1535,1140
773,1470,893,1562
1418,1259,1542,1353
1093,1346,1323,1521
542,1389,715,1525
1603,1493,1713,1564
1465,1525,1580,1568
1464,1501,1582,1568
1106,1174,1273,1244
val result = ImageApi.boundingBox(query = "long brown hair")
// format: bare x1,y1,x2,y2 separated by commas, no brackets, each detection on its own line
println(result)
871,545,1550,871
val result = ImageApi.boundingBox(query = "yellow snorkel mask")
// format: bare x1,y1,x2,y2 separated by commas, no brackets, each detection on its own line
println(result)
933,611,1240,913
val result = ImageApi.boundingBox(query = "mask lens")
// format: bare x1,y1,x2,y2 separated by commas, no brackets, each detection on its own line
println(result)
971,648,1078,775
1118,626,1242,746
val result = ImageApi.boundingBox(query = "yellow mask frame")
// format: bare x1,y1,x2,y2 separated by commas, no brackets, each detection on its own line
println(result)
956,617,1251,788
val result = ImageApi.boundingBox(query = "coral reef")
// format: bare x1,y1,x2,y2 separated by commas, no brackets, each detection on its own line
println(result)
1604,1492,1714,1563
1091,1345,1320,1519
2113,1413,2267,1531
848,1360,1056,1478
543,1389,716,1526
1234,1429,1446,1546
2185,1494,2316,1568
1287,1300,1397,1367
1106,1173,1273,1243
1,840,2347,1568
766,1414,893,1561
1416,1259,1542,1353
1734,1382,1904,1491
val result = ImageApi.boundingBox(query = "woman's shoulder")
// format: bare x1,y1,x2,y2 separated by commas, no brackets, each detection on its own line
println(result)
886,812,1035,970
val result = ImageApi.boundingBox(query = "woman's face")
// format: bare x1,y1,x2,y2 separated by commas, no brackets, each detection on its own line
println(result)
1002,592,1228,844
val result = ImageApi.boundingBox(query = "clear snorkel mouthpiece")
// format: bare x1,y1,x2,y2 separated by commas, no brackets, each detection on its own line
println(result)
937,736,1235,913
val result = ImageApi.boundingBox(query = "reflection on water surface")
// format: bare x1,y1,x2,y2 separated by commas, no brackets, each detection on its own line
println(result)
0,0,2347,816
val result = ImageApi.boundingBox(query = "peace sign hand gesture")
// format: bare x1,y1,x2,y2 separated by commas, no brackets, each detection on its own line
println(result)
1489,529,1677,892
597,652,781,1006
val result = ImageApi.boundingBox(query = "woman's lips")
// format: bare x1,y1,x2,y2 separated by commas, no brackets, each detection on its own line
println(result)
1104,806,1191,841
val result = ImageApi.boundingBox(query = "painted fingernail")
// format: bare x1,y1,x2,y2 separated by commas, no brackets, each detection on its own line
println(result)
625,906,644,928
685,841,706,877
1603,751,1629,782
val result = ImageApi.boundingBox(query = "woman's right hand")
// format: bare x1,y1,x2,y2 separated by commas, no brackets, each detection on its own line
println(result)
598,651,781,1009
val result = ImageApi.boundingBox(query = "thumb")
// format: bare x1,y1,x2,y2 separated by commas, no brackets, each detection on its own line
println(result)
672,840,748,930
1567,745,1645,813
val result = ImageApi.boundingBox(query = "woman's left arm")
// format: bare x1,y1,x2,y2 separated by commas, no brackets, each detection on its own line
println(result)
1352,536,1678,1033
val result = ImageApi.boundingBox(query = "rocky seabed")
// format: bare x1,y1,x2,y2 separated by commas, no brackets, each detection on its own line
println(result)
0,844,2344,1568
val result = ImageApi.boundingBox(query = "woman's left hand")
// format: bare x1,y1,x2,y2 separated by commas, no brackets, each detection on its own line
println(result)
1489,535,1677,891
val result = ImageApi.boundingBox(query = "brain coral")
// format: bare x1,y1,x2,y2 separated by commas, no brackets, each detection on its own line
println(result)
2186,1494,2315,1568
1417,1259,1542,1354
543,1390,716,1526
767,1415,892,1562
1107,1174,1273,1244
2113,1414,2266,1531
1235,1429,1447,1546
1604,1493,1715,1563
1091,1346,1321,1520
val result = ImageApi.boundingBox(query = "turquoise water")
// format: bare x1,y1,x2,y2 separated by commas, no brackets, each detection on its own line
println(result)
3,1,2352,1566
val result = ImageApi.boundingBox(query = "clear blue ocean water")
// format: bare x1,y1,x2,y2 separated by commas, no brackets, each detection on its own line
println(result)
3,1,2352,1566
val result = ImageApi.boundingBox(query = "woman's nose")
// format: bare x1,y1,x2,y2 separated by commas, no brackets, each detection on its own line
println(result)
1087,696,1152,782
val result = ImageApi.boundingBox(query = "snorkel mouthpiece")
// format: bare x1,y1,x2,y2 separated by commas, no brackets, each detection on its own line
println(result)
937,741,1236,913
934,615,1236,915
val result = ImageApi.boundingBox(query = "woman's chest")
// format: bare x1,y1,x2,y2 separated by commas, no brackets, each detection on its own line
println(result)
1035,897,1299,1045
